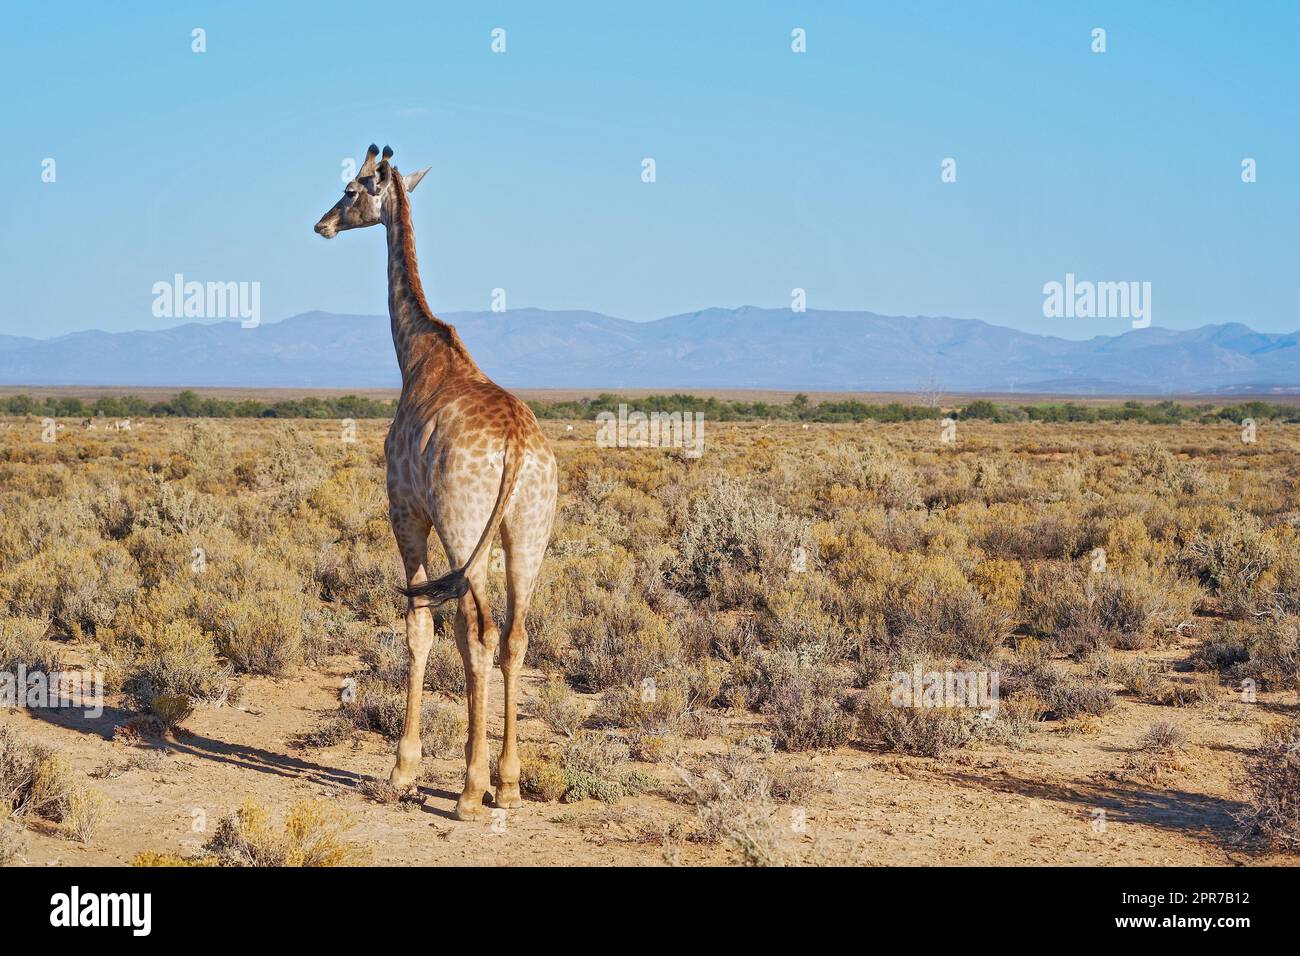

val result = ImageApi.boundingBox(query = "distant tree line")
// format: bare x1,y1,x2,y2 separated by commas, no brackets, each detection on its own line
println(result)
526,392,944,422
956,398,1300,425
0,390,397,419
1,389,1296,424
526,393,1300,425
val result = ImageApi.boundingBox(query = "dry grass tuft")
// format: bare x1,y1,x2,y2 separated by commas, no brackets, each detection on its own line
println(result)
203,798,369,866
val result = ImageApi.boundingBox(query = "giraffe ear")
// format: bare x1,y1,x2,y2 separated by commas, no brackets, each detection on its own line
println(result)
404,167,431,193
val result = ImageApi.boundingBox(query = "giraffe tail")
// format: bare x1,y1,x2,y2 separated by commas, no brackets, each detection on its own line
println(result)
400,442,523,605
399,569,470,604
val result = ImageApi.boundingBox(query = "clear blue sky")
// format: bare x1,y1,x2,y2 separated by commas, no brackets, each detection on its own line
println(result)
3,1,1296,338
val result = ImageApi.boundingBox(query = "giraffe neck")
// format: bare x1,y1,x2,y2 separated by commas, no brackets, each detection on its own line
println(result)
381,173,471,385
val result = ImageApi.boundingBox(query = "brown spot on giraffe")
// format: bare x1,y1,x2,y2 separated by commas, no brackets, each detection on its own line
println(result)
315,144,558,820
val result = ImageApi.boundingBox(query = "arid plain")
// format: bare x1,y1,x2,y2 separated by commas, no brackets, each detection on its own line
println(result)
2,407,1299,866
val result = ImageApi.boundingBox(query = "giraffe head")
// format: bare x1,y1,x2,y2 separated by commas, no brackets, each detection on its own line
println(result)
314,144,431,238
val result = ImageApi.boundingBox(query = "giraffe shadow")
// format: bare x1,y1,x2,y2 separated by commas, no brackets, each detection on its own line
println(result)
156,734,469,822
28,703,363,787
160,732,367,789
27,704,463,815
927,765,1247,847
24,700,135,739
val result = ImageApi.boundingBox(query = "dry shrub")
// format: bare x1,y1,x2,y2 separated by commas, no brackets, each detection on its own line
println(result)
133,474,224,536
675,747,795,866
113,714,166,741
625,732,679,762
518,744,568,802
317,542,404,621
298,713,356,749
247,425,328,510
672,478,810,599
1099,513,1160,571
131,851,218,867
1134,442,1218,496
1189,632,1250,673
530,672,586,738
567,472,669,553
344,675,406,739
565,593,681,691
149,694,196,732
1122,720,1189,782
757,578,849,654
1261,527,1300,614
519,730,654,804
125,527,193,588
1001,659,1114,720
8,411,1300,860
870,553,1007,659
338,643,466,759
975,505,1083,561
590,662,723,738
358,778,405,804
807,439,923,511
1182,518,1278,618
356,629,465,699
760,656,855,752
1111,657,1161,696
310,465,388,543
769,763,820,804
0,537,140,638
1138,720,1188,752
65,786,108,844
971,559,1025,618
993,693,1047,743
1151,672,1217,707
0,728,74,824
180,420,235,489
357,777,427,807
1021,563,1196,652
1016,635,1049,665
0,822,26,864
122,618,230,712
1235,719,1300,850
1229,617,1300,692
856,685,980,757
420,704,467,759
360,631,408,686
423,638,465,696
0,615,61,675
204,798,368,866
213,592,305,675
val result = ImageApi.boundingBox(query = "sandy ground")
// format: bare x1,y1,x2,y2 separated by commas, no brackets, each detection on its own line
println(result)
5,635,1298,867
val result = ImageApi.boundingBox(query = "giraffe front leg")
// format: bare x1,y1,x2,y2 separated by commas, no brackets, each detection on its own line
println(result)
388,517,433,790
389,602,434,789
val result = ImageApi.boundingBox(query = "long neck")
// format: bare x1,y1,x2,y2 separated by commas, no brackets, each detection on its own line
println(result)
381,174,472,384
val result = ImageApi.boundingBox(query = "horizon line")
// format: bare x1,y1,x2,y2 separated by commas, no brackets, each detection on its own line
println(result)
3,306,1291,344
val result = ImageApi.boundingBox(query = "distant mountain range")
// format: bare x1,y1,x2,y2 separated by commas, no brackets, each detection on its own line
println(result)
1,308,1299,394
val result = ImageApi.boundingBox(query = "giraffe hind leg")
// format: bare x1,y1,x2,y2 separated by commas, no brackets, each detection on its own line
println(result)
494,503,550,809
453,567,498,821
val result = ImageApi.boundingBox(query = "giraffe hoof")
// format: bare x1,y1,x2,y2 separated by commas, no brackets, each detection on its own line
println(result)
454,796,490,821
494,784,522,809
388,763,419,790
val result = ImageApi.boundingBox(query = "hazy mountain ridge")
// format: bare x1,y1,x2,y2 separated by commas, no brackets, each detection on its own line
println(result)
1,307,1298,394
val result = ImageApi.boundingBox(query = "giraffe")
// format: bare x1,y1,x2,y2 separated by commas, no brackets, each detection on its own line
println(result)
315,144,558,820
